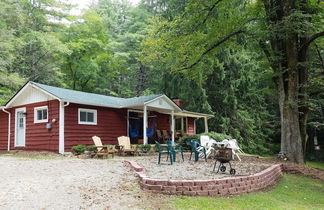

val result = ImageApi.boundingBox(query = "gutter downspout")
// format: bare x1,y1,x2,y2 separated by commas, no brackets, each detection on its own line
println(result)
59,101,70,154
2,108,11,152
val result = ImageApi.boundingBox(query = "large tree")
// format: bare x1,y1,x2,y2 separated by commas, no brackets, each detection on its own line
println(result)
255,0,324,163
142,0,324,163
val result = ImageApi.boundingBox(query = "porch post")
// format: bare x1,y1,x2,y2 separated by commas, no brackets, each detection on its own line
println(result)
171,111,175,144
181,117,184,131
143,105,148,144
204,117,209,133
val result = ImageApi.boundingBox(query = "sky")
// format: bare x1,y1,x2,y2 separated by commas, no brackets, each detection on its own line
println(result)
64,0,141,15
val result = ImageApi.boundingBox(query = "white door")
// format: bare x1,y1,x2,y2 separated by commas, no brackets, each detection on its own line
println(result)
15,108,26,147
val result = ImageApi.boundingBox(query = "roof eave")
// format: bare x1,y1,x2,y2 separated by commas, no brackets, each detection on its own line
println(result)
178,110,214,119
61,100,122,109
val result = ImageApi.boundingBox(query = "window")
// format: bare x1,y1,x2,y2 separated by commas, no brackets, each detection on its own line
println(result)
78,108,97,125
34,106,48,123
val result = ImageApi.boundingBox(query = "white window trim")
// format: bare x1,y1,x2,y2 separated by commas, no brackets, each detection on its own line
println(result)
34,106,49,123
78,108,97,125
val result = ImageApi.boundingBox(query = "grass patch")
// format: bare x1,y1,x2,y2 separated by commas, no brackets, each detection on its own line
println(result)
306,161,324,170
171,174,324,210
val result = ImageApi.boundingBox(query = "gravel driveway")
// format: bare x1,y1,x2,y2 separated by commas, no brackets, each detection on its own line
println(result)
0,155,169,210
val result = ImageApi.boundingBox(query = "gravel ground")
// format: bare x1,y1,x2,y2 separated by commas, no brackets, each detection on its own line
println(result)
0,152,279,210
135,154,275,180
0,154,170,210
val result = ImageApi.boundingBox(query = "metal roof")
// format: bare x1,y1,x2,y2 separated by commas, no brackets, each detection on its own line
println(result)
4,81,213,118
31,82,162,108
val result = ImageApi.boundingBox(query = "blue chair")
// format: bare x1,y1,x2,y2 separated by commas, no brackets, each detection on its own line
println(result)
155,141,173,165
189,140,207,162
166,140,184,162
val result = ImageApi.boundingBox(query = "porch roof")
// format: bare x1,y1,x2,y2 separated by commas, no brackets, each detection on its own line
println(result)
176,110,214,119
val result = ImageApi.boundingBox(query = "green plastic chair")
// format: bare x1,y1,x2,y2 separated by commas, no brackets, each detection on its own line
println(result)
189,140,207,162
166,140,184,162
155,141,173,165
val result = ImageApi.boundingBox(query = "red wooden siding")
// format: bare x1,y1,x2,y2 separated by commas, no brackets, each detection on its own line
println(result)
9,100,60,152
187,117,195,135
0,111,9,151
156,113,170,132
64,103,127,151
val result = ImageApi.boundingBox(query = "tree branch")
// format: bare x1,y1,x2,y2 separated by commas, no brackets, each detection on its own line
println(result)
191,0,223,32
299,31,324,53
178,30,244,71
201,0,223,25
315,43,324,71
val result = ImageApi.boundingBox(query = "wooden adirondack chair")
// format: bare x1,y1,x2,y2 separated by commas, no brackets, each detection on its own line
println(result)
92,136,115,158
156,130,163,142
117,136,137,156
162,130,171,140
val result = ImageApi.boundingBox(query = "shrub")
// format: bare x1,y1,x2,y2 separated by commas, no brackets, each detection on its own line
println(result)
137,144,151,152
200,132,232,141
71,144,86,155
85,145,97,152
178,132,233,151
178,134,200,150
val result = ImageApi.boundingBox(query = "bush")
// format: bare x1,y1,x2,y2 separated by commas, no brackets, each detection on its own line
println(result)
200,132,232,141
71,144,86,155
85,145,97,152
178,134,200,150
178,132,233,151
137,144,151,152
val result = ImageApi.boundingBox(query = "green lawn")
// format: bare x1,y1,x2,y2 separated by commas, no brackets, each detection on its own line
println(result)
171,174,324,210
306,161,324,170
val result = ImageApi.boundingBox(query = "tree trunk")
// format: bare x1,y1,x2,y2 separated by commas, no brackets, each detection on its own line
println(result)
136,62,146,96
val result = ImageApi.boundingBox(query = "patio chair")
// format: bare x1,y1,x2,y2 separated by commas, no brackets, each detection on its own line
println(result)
198,135,216,158
92,136,115,158
155,141,173,165
117,136,137,156
219,139,242,161
166,140,184,162
189,140,207,162
156,130,163,142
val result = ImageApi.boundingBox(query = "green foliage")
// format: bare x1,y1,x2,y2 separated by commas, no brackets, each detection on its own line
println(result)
171,174,324,209
85,145,97,152
61,9,112,91
306,161,324,170
95,0,153,96
0,0,70,104
200,132,232,141
178,134,200,150
0,0,322,161
136,144,152,152
306,150,324,162
71,145,86,155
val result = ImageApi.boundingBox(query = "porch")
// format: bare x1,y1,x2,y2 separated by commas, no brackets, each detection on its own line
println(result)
126,96,213,144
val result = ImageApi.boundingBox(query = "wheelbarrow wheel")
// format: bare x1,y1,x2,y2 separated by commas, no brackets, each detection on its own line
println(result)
220,165,226,172
230,168,236,175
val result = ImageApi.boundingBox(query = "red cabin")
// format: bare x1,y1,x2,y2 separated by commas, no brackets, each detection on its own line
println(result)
0,82,213,153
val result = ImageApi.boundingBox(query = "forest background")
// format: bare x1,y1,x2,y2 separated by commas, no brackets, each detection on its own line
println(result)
0,0,323,162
